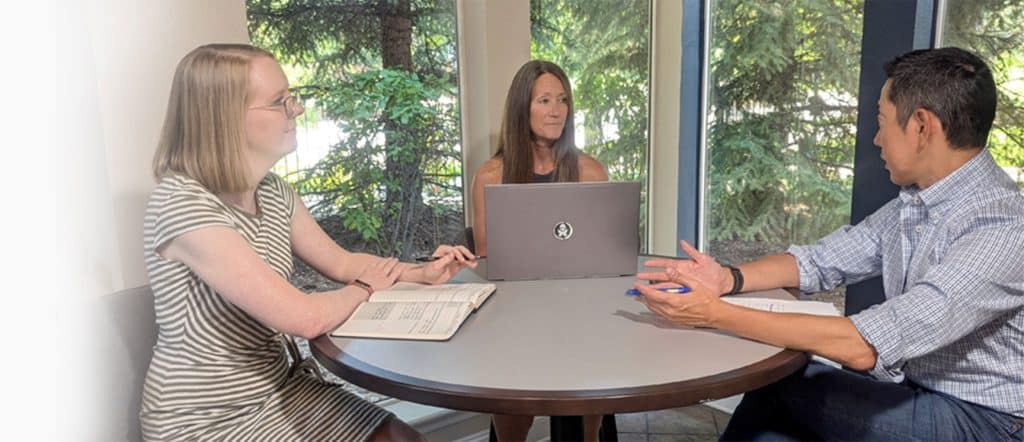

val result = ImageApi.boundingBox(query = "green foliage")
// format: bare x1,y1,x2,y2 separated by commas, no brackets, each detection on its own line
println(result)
293,69,456,240
706,0,863,244
531,0,866,246
248,0,1023,261
943,0,1024,187
247,0,463,258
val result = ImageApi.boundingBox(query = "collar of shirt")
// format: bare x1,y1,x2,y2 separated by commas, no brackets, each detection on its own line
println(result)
897,149,998,219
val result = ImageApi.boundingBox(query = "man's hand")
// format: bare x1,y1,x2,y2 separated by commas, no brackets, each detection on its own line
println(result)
637,240,732,296
632,275,723,328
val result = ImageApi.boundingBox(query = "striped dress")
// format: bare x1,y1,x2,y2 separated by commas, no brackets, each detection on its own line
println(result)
140,173,392,441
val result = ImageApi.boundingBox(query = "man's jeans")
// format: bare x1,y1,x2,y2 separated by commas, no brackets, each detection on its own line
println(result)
721,362,1024,441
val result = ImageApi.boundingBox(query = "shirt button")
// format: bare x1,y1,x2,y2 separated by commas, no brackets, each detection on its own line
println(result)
915,226,923,233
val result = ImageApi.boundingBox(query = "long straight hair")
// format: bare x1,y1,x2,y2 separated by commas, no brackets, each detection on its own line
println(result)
495,60,580,184
152,43,275,193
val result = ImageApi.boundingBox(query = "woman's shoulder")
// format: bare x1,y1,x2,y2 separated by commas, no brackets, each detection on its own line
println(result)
259,172,292,197
474,157,504,184
148,174,231,221
577,153,608,181
151,174,216,203
258,172,297,215
145,174,234,248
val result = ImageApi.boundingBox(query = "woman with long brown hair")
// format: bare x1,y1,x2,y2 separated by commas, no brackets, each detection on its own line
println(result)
470,60,608,256
470,60,608,441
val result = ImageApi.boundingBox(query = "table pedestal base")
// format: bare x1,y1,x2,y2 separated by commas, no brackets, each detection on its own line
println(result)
487,414,619,442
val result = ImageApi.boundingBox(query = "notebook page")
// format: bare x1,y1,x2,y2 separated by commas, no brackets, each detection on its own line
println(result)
722,297,841,317
331,301,472,339
369,282,495,306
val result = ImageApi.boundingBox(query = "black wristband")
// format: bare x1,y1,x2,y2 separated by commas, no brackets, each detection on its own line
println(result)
348,278,374,295
725,265,744,296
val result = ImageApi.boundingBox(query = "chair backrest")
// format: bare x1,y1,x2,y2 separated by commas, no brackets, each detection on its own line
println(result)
96,285,157,441
464,226,476,254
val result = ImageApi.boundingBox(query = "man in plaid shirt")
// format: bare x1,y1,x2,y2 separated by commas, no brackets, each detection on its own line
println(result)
634,47,1023,440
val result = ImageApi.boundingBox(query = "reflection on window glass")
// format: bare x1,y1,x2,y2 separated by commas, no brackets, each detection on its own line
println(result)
705,0,865,310
941,1,1024,188
247,0,464,265
530,0,651,251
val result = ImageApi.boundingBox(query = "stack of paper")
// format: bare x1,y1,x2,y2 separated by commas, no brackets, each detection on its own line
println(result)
722,297,841,317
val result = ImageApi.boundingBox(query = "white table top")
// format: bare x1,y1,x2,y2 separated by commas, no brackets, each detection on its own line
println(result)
311,257,808,415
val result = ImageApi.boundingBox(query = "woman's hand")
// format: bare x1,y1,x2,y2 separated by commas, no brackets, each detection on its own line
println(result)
414,245,478,285
632,275,724,329
637,240,732,296
354,257,402,293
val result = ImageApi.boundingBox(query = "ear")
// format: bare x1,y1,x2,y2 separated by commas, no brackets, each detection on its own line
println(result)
910,108,941,149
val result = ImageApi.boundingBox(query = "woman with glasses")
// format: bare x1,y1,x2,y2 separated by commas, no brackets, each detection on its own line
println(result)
141,43,476,441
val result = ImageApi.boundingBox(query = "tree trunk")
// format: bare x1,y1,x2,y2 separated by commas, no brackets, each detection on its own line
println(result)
379,0,425,258
381,0,413,71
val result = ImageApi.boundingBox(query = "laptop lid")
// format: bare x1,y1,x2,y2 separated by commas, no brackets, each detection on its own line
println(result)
484,181,640,280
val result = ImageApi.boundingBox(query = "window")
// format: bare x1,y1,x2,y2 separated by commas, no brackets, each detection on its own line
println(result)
247,0,465,264
245,0,464,411
703,0,865,309
939,0,1024,188
530,0,652,251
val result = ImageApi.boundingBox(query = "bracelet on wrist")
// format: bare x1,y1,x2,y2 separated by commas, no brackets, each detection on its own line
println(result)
347,278,374,296
725,265,744,296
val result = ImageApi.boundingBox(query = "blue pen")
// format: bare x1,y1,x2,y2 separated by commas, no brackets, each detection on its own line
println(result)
625,286,691,296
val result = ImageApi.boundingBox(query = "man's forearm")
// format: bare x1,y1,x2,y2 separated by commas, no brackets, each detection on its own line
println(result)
711,302,877,370
731,253,801,293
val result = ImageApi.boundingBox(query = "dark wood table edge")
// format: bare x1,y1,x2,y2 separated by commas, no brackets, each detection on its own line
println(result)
311,336,809,416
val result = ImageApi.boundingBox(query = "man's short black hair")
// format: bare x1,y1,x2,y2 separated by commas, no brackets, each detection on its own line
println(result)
884,47,997,149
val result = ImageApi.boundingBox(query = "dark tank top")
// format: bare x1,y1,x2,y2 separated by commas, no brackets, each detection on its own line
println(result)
532,171,554,183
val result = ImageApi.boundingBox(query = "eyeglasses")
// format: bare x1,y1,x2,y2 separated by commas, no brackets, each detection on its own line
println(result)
249,95,304,119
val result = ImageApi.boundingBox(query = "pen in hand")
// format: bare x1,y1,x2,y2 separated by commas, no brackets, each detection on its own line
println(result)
415,255,485,262
625,286,690,296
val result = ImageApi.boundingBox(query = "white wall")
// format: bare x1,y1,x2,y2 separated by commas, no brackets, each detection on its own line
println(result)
7,2,57,440
56,0,249,439
79,0,250,296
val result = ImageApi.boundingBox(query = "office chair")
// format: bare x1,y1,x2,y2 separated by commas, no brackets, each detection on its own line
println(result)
465,226,476,254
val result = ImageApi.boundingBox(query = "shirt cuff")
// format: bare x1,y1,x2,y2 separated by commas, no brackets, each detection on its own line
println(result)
784,245,817,293
849,307,905,383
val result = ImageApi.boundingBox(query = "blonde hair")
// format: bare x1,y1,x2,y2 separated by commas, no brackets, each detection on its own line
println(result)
152,43,276,193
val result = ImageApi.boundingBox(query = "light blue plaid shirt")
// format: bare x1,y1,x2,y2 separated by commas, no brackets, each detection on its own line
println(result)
787,150,1024,417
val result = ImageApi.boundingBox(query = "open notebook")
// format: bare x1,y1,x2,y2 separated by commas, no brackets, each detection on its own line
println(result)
722,297,841,316
331,282,496,341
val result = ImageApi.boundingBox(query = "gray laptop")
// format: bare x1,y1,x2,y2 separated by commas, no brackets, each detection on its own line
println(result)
484,181,640,280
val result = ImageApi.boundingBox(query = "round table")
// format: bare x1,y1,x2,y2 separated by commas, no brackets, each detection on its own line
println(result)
311,257,808,417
